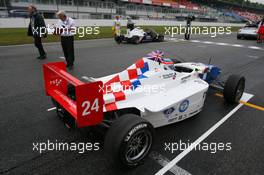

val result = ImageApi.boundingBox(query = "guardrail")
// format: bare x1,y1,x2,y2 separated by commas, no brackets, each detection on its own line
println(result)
0,18,245,28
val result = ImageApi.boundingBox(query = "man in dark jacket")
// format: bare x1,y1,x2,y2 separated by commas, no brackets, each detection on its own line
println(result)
27,5,47,59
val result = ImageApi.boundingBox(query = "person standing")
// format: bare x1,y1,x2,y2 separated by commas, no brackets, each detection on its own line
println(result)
126,16,134,33
113,15,121,36
185,15,195,40
56,11,76,69
257,17,264,43
27,5,47,59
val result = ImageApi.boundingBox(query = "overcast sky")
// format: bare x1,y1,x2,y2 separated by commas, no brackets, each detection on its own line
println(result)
249,0,264,4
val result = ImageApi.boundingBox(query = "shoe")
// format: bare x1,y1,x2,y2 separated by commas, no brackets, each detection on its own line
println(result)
37,55,47,60
67,64,74,70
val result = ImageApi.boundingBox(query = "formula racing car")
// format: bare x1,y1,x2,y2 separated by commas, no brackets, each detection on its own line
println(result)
115,27,164,44
43,51,245,167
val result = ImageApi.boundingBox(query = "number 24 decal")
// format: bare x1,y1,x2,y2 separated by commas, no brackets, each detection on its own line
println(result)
81,98,99,117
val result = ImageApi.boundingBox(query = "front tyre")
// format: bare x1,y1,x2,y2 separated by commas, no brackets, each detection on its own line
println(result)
223,75,245,104
132,36,140,44
115,35,123,44
157,34,164,42
104,114,154,167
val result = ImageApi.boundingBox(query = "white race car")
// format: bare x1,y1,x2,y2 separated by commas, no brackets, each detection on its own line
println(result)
115,27,164,44
237,22,258,39
43,51,245,167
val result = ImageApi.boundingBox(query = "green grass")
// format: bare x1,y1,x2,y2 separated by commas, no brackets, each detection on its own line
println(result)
0,26,240,46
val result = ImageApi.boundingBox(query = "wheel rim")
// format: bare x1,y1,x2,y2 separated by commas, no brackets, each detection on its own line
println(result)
135,37,140,44
125,130,152,163
235,80,245,102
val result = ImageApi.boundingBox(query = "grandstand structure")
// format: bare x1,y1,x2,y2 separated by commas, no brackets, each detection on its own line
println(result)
1,0,263,23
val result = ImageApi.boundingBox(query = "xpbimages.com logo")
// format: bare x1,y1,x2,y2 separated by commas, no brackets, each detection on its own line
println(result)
164,24,232,38
31,24,100,38
164,140,232,154
32,140,100,154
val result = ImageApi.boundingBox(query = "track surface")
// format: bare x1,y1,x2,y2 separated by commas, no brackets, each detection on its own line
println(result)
0,33,264,175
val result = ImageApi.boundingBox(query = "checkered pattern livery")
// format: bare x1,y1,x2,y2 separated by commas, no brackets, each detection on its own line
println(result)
102,54,174,112
103,58,150,112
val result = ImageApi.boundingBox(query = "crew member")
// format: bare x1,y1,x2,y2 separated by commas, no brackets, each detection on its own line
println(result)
127,16,134,33
257,17,264,43
56,11,75,69
185,15,195,40
27,5,47,59
113,15,121,36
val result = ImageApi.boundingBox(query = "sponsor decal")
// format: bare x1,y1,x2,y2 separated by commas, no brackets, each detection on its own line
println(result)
194,79,207,85
179,99,189,112
154,68,160,72
181,75,191,83
162,73,177,80
125,123,147,142
168,117,178,123
50,78,62,87
189,109,199,115
163,107,175,118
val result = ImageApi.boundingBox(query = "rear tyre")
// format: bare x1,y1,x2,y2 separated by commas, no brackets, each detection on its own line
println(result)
132,36,140,44
223,75,245,104
237,35,241,39
104,114,154,167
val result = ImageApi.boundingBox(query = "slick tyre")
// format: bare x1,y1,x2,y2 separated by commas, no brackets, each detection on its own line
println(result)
157,34,164,42
104,114,154,167
223,75,245,104
132,36,140,44
115,35,123,44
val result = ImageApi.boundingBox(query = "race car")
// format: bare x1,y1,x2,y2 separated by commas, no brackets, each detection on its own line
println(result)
115,27,164,44
43,51,245,167
237,22,258,39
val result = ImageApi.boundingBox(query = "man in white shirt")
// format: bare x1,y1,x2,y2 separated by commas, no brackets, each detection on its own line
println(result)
56,10,75,69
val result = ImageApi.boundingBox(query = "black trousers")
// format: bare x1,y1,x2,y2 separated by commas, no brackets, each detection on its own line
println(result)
34,37,46,56
61,36,75,66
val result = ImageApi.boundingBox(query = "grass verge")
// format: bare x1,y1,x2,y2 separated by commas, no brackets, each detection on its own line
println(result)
0,26,240,46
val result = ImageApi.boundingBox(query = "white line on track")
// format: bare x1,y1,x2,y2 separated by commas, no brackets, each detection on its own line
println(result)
150,151,192,175
246,55,259,59
155,92,253,175
47,107,56,111
188,40,264,51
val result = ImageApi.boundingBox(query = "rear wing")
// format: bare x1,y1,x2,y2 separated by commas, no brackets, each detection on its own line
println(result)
43,62,103,127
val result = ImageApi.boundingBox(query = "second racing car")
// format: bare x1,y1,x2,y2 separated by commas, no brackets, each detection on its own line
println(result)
115,27,164,44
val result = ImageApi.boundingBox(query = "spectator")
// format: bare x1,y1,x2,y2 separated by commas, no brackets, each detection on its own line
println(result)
56,11,75,70
27,5,47,60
